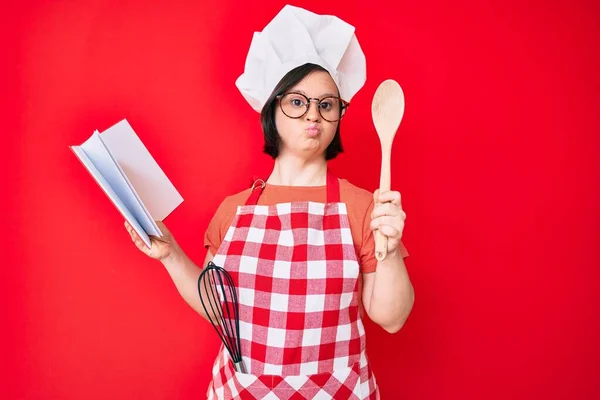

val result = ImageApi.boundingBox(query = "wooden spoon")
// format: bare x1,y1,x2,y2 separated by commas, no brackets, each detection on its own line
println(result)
371,79,405,261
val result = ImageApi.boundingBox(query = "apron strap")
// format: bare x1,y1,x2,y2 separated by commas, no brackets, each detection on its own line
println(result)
245,170,340,206
326,169,340,203
245,176,265,206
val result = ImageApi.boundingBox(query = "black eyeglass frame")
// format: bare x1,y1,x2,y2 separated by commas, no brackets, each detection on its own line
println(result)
275,92,350,122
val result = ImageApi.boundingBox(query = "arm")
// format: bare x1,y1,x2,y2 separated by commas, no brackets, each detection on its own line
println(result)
361,189,415,333
124,220,214,322
361,252,414,333
162,248,215,321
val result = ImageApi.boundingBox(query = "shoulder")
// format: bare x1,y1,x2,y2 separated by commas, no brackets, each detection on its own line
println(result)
339,179,374,210
205,187,253,254
206,187,252,239
215,188,252,216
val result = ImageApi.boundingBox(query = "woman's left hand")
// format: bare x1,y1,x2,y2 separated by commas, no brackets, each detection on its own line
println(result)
370,189,406,256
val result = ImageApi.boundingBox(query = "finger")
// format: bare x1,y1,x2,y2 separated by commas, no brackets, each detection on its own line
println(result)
125,221,137,237
373,189,379,204
125,222,136,238
371,203,402,219
155,220,170,235
378,190,402,205
370,215,402,231
125,220,138,234
125,223,147,249
149,234,170,244
378,224,400,238
130,230,145,248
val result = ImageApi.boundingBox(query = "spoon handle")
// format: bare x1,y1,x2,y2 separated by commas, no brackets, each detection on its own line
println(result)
375,142,392,261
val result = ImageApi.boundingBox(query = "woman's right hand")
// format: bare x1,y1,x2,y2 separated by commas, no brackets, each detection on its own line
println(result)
125,220,181,262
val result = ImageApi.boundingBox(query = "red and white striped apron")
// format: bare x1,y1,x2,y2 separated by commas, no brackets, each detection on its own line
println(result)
207,171,379,399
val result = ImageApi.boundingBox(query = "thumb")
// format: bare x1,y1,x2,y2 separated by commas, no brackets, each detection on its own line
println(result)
155,221,171,235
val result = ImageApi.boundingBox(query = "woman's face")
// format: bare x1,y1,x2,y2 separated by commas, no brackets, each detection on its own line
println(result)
275,70,340,160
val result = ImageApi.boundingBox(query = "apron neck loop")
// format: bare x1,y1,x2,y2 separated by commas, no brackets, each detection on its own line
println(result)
246,177,265,206
245,170,340,206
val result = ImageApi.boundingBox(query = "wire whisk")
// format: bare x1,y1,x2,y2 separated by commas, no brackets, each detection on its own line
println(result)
198,261,246,373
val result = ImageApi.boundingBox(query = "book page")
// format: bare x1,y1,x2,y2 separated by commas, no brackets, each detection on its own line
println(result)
80,131,162,237
99,119,183,221
70,146,152,248
96,132,161,237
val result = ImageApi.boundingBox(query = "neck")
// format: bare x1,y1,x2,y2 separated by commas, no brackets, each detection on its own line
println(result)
268,154,328,186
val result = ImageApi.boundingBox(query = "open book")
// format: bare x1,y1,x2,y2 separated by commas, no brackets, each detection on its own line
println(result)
70,119,183,248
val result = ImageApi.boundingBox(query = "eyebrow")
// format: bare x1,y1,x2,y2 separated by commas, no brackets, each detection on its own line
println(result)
290,90,339,98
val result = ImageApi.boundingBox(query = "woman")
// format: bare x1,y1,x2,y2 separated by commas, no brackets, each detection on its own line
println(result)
125,5,414,399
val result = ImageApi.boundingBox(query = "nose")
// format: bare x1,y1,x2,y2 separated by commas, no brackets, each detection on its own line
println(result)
305,99,321,122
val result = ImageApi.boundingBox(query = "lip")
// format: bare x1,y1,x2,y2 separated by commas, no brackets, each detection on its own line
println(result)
306,124,320,136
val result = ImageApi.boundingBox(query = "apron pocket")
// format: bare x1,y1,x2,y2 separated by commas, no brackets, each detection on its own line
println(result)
229,362,362,399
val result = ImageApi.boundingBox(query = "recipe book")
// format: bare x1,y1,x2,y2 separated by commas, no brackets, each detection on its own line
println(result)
70,119,183,248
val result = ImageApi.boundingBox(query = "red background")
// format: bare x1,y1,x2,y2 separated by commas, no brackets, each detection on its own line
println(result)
2,0,599,399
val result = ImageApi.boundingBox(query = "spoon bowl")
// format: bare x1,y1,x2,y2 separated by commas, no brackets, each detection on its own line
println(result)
371,79,405,261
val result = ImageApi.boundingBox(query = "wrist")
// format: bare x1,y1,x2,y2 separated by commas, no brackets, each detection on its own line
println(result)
161,245,185,268
379,248,401,264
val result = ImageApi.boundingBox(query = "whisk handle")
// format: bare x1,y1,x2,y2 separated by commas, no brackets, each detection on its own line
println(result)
234,360,247,373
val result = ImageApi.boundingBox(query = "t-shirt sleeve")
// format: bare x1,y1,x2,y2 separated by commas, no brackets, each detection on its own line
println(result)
360,199,410,274
360,200,378,273
203,197,235,256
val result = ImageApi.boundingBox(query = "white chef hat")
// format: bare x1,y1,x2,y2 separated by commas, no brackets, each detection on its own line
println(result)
235,5,367,112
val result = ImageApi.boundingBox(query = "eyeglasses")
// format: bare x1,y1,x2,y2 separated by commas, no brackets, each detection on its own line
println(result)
276,92,350,122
